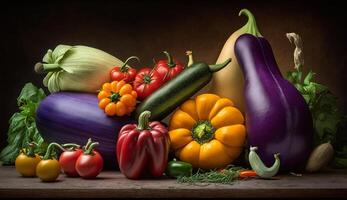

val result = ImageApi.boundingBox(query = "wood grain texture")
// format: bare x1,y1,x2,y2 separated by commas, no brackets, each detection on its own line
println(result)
0,166,346,198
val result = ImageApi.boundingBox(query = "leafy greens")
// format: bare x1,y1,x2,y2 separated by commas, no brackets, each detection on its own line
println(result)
0,83,47,165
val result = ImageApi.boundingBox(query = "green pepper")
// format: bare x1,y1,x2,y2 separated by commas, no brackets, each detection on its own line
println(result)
166,159,193,178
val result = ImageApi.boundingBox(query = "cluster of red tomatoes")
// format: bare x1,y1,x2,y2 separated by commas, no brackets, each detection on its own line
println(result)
109,51,184,101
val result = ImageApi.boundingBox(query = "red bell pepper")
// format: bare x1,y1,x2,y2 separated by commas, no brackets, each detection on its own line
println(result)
154,51,184,82
117,111,170,179
110,56,139,83
133,68,164,101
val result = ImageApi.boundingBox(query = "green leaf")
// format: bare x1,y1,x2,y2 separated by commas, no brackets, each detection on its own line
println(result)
0,145,20,165
304,70,315,85
0,83,46,165
17,82,46,107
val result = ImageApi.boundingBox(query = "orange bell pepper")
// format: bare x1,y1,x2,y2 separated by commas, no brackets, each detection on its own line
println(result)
169,94,246,170
98,80,137,116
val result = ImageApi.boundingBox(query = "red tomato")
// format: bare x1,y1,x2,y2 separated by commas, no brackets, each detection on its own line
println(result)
110,56,139,83
133,68,164,101
154,51,184,82
59,149,83,177
75,151,104,179
110,67,137,83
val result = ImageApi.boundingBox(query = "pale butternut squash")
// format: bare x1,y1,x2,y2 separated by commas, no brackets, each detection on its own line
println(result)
210,9,262,113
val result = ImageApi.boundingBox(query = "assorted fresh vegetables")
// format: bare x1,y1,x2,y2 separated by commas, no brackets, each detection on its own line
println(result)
98,80,137,116
235,33,313,171
0,83,46,165
135,58,231,121
117,111,170,179
1,8,346,186
168,94,246,169
36,92,135,168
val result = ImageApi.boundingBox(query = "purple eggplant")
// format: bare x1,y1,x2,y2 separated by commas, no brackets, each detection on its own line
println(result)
235,34,313,171
36,92,135,169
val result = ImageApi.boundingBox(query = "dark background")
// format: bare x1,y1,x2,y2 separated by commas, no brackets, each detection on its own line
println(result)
1,0,346,149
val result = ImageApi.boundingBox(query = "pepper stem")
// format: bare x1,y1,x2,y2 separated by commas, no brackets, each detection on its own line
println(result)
109,92,121,102
192,120,215,144
84,142,99,155
186,51,194,67
137,111,151,130
43,142,65,160
209,58,231,72
143,74,152,84
163,51,176,68
239,9,263,37
120,56,140,72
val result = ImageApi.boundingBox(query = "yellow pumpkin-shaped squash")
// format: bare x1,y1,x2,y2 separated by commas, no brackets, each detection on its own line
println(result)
169,93,246,169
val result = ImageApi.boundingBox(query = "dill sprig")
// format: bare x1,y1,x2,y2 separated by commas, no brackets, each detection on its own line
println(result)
177,166,244,185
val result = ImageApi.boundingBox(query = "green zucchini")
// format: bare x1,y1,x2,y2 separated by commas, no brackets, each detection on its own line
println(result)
135,58,231,120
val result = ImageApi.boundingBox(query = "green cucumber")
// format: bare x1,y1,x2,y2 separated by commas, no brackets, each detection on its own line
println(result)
135,58,231,120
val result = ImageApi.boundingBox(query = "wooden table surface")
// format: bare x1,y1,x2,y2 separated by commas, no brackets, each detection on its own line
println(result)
0,166,346,198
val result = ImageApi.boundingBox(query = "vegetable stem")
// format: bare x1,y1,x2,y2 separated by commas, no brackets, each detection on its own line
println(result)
62,143,80,151
186,51,194,67
209,58,231,72
120,56,140,72
84,138,93,151
84,142,99,155
163,51,176,68
137,111,151,130
239,9,263,37
43,142,64,160
27,142,37,157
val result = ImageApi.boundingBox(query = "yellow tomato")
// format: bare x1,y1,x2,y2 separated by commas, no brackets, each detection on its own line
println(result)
36,159,61,182
15,153,41,177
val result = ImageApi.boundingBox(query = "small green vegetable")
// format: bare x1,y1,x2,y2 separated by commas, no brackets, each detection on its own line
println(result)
166,159,193,178
248,146,280,178
0,83,47,165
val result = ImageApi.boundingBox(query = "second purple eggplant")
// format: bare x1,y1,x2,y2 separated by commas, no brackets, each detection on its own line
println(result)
235,33,313,171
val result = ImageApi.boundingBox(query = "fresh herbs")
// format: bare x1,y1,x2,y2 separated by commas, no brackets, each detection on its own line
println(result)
177,166,243,185
286,33,347,168
0,83,47,165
